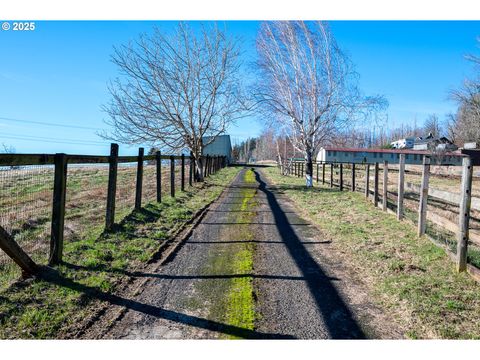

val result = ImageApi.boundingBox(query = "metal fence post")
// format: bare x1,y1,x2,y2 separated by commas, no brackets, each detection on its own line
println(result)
457,156,473,272
134,147,144,211
156,151,162,202
105,143,119,231
49,153,67,265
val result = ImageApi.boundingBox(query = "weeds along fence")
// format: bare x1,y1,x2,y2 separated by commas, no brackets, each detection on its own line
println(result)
285,154,480,279
0,144,227,286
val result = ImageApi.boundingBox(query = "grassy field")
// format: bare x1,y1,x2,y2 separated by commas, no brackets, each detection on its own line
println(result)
264,166,480,339
0,166,240,339
0,162,189,291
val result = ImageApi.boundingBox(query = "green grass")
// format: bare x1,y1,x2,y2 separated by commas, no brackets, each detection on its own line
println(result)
263,166,480,339
0,166,241,339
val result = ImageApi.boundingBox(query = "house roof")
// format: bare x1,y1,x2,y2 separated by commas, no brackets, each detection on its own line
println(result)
321,147,464,157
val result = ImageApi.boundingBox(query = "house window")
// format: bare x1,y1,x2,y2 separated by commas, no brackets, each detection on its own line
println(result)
373,153,377,158
327,151,331,156
414,154,417,160
333,151,337,156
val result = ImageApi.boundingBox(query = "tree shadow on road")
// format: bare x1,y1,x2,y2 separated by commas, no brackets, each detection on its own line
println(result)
39,267,294,339
253,169,366,339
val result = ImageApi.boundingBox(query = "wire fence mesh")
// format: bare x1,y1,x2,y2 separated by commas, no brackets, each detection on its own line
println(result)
116,162,137,223
0,164,54,288
0,154,221,290
63,164,110,246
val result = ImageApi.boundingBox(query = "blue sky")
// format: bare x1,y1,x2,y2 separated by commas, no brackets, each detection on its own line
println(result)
0,21,479,155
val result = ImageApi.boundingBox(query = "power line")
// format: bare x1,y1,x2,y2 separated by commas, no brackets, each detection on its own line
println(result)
0,116,107,131
0,132,108,145
0,134,110,147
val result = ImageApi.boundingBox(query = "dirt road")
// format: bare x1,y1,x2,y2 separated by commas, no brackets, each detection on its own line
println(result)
81,166,399,339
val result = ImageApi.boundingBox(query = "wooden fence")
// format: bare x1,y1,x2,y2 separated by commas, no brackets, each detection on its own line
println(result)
0,144,227,276
285,156,476,275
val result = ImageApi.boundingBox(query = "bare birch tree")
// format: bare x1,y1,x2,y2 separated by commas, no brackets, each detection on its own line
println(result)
102,22,248,180
255,21,385,187
450,39,480,144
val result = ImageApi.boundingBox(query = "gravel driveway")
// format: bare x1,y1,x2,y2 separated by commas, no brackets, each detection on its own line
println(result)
83,166,400,339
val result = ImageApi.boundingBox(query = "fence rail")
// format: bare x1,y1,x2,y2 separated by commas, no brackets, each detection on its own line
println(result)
0,144,227,282
284,157,477,276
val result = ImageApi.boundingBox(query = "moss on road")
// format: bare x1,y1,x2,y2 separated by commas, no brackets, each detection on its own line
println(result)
194,168,257,339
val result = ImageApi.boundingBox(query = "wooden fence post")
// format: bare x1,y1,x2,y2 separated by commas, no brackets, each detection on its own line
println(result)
352,163,356,192
170,155,175,197
330,163,333,188
181,154,185,191
374,162,379,207
105,143,119,231
301,162,304,177
418,156,430,237
156,151,162,202
189,152,193,186
382,161,388,211
365,164,370,198
397,154,405,220
340,163,343,191
316,163,319,183
135,147,144,211
457,156,473,272
0,226,38,275
322,162,325,184
49,153,67,265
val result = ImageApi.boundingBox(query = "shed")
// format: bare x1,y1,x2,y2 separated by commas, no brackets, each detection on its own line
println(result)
316,147,464,166
202,135,232,164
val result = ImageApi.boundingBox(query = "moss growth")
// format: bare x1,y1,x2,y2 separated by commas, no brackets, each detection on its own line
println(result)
190,168,257,338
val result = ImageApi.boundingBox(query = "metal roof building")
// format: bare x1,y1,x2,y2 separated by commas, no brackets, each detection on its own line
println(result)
202,135,232,164
316,147,465,166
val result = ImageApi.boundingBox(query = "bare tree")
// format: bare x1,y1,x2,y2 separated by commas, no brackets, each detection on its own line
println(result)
255,21,385,187
102,22,248,181
1,143,15,154
450,37,480,145
423,114,441,137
